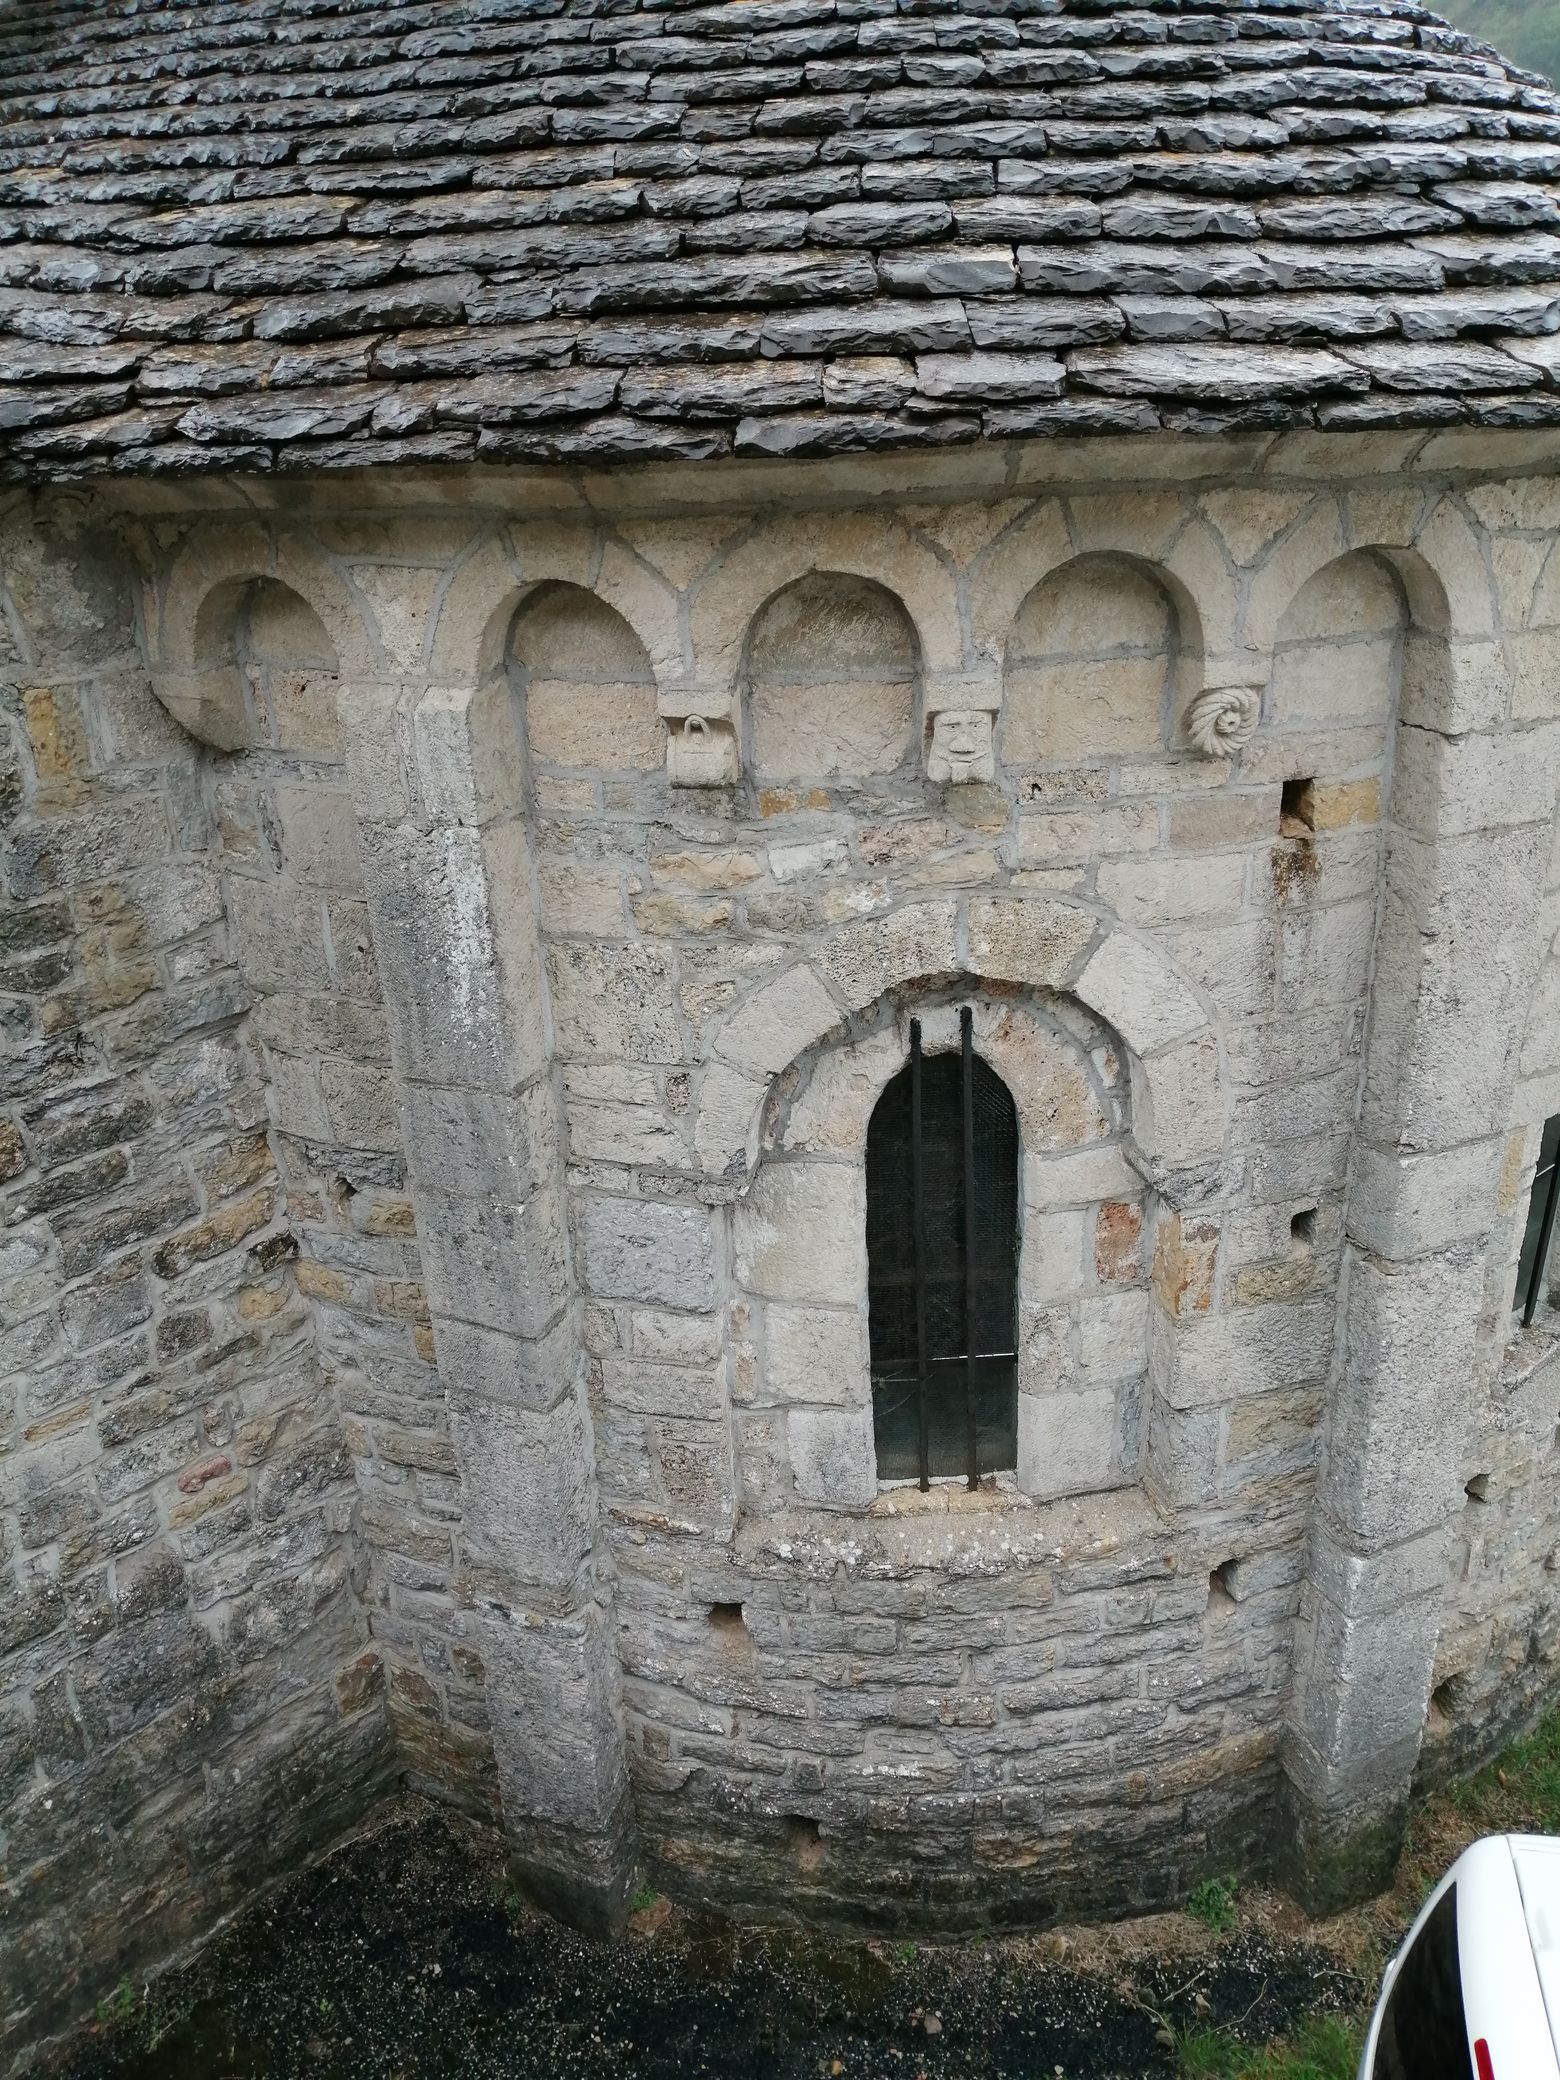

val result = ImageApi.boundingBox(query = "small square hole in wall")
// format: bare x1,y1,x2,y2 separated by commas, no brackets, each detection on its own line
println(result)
1280,777,1316,838
1208,1559,1238,1612
784,1815,824,1872
1290,1207,1317,1249
708,1601,747,1636
1465,1473,1490,1504
1429,1675,1464,1729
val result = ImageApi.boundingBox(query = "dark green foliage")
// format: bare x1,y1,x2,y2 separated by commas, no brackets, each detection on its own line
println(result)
1436,0,1560,83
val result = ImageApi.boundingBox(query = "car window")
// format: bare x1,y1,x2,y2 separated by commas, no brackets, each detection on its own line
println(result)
1374,1884,1474,2080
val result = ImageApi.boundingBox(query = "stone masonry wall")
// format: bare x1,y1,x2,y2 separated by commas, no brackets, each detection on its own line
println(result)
0,496,394,2062
1422,716,1560,1791
14,429,1560,2045
478,476,1407,1919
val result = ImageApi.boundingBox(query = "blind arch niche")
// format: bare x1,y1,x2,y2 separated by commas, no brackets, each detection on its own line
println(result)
866,1013,1021,1486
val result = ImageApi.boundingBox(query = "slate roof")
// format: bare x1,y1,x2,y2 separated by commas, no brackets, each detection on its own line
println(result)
3,0,1560,478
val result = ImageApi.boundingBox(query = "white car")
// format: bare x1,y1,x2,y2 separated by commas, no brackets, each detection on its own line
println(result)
1359,1835,1560,2079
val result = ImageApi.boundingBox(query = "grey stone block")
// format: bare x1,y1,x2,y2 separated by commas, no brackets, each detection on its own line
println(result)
419,1183,571,1338
579,1196,717,1311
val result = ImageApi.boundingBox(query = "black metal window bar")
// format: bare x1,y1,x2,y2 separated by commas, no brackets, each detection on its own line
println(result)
865,1007,1020,1489
1517,1113,1560,1326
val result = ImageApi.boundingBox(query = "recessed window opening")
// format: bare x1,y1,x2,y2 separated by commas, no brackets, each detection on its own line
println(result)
1209,1560,1238,1610
865,1007,1020,1491
1515,1113,1560,1326
707,1601,746,1635
1279,776,1316,837
1290,1207,1317,1248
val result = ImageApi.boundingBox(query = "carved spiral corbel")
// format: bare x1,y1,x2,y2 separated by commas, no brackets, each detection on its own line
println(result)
1185,685,1260,759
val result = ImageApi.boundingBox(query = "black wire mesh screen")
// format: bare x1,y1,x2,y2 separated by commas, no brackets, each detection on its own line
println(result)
1518,1110,1560,1325
865,1015,1020,1484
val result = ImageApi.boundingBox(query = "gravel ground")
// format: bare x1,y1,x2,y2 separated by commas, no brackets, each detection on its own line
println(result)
47,1804,1365,2080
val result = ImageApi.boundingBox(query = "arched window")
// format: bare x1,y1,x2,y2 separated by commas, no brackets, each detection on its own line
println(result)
865,1009,1020,1487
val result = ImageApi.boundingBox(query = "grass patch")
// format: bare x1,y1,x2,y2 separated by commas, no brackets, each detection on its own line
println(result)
93,1981,137,2030
1177,2013,1361,2079
629,1886,660,1914
1446,1707,1560,1835
1185,1875,1239,1935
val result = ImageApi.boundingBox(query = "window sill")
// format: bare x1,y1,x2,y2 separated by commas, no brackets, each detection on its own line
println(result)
867,1471,1024,1518
1501,1316,1560,1391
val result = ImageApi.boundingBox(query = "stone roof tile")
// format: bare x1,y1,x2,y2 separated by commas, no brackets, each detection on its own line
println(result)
0,0,1557,476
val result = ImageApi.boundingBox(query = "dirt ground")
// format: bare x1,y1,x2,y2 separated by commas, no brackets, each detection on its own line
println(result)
42,1802,1374,2080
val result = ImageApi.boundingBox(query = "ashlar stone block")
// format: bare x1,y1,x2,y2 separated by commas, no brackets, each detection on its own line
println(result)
693,1061,767,1179
789,1403,876,1508
451,1388,596,1595
579,1195,718,1311
480,1595,627,1832
1348,1138,1503,1258
1157,1295,1336,1412
1075,931,1206,1056
716,965,840,1079
763,1302,869,1408
548,940,684,1066
361,817,548,1094
401,1077,561,1201
733,1162,866,1307
813,900,960,1012
967,898,1095,990
433,1314,578,1417
1394,722,1560,838
1017,1386,1118,1500
1295,1588,1441,1771
1322,1245,1484,1548
419,1182,571,1339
